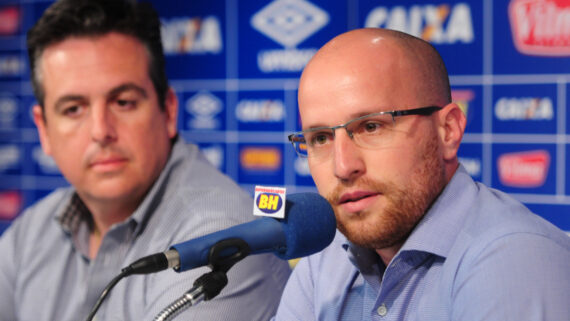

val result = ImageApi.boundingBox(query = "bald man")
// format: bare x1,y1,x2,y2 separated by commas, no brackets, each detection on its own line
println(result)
274,28,570,321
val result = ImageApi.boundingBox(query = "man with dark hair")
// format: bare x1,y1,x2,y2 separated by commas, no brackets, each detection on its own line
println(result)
0,0,291,320
27,0,169,109
274,28,570,321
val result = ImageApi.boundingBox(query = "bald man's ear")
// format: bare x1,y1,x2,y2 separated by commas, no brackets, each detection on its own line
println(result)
436,102,466,161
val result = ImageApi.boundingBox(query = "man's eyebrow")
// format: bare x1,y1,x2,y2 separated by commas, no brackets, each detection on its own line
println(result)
303,109,384,130
107,83,148,99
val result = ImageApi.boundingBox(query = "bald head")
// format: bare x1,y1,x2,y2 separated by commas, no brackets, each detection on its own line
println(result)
297,30,465,256
299,28,451,113
298,27,466,210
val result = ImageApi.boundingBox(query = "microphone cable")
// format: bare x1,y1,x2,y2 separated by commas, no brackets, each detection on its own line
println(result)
84,269,129,321
84,238,250,321
84,252,171,321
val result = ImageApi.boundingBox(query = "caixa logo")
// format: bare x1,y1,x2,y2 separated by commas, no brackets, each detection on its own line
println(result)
495,97,553,120
161,16,222,55
256,193,284,214
364,3,474,44
509,0,570,56
497,150,550,188
236,99,285,123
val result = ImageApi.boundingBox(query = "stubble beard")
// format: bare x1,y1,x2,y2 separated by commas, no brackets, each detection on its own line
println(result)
327,135,447,250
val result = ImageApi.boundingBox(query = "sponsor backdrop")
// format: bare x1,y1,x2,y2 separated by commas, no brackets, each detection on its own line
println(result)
1,0,569,234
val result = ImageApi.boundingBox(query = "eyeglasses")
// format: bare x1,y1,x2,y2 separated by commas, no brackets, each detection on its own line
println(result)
288,105,442,158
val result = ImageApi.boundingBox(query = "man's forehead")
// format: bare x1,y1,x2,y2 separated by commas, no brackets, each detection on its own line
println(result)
39,33,147,63
39,34,152,103
299,104,387,129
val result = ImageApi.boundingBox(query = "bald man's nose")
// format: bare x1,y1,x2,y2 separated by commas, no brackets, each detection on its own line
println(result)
332,132,365,181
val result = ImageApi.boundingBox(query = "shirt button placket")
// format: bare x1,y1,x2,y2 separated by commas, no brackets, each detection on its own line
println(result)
377,303,388,317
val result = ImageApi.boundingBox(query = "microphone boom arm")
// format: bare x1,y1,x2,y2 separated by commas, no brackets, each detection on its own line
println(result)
153,238,251,321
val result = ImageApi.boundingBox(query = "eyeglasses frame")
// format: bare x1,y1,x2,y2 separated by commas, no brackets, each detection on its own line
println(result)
288,105,443,158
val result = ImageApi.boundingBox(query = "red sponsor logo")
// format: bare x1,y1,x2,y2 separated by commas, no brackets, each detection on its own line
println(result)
509,0,570,56
0,6,21,36
0,191,22,220
497,150,550,187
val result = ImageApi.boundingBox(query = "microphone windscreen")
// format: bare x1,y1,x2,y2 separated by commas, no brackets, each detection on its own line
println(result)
278,192,336,259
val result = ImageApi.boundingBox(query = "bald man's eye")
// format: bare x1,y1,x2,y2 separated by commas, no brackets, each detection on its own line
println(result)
354,120,387,135
308,132,333,147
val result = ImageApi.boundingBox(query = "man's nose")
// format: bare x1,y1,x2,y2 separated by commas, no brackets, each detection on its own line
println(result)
90,104,117,145
332,130,365,182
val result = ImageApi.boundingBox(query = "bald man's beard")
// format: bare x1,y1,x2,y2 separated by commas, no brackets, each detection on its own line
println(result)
326,135,446,250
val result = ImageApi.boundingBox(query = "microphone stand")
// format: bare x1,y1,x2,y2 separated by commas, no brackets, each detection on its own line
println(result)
153,238,251,321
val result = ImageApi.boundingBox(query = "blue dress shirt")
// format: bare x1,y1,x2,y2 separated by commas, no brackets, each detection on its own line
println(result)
273,165,570,321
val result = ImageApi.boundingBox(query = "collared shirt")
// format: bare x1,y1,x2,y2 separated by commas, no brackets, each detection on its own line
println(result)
273,165,570,321
0,137,292,321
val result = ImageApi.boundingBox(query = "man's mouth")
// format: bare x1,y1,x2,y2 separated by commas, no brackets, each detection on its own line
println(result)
339,191,379,204
89,156,128,172
334,190,381,214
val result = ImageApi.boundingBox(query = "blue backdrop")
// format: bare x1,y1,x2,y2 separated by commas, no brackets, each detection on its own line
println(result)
1,0,569,234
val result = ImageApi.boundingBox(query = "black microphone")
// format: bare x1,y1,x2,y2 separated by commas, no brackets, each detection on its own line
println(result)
123,192,336,275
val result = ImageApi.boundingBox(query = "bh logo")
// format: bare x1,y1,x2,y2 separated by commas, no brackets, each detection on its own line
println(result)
256,193,283,215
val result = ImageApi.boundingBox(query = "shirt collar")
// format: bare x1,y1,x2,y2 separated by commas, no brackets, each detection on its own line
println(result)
400,164,477,258
56,136,187,238
57,192,93,235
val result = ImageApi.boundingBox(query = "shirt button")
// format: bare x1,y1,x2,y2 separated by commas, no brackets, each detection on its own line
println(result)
377,303,387,316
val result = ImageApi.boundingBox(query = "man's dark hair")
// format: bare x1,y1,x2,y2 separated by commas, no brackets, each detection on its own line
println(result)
27,0,168,109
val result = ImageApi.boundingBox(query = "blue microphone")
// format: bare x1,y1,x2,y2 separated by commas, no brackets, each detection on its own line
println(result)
123,192,336,275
